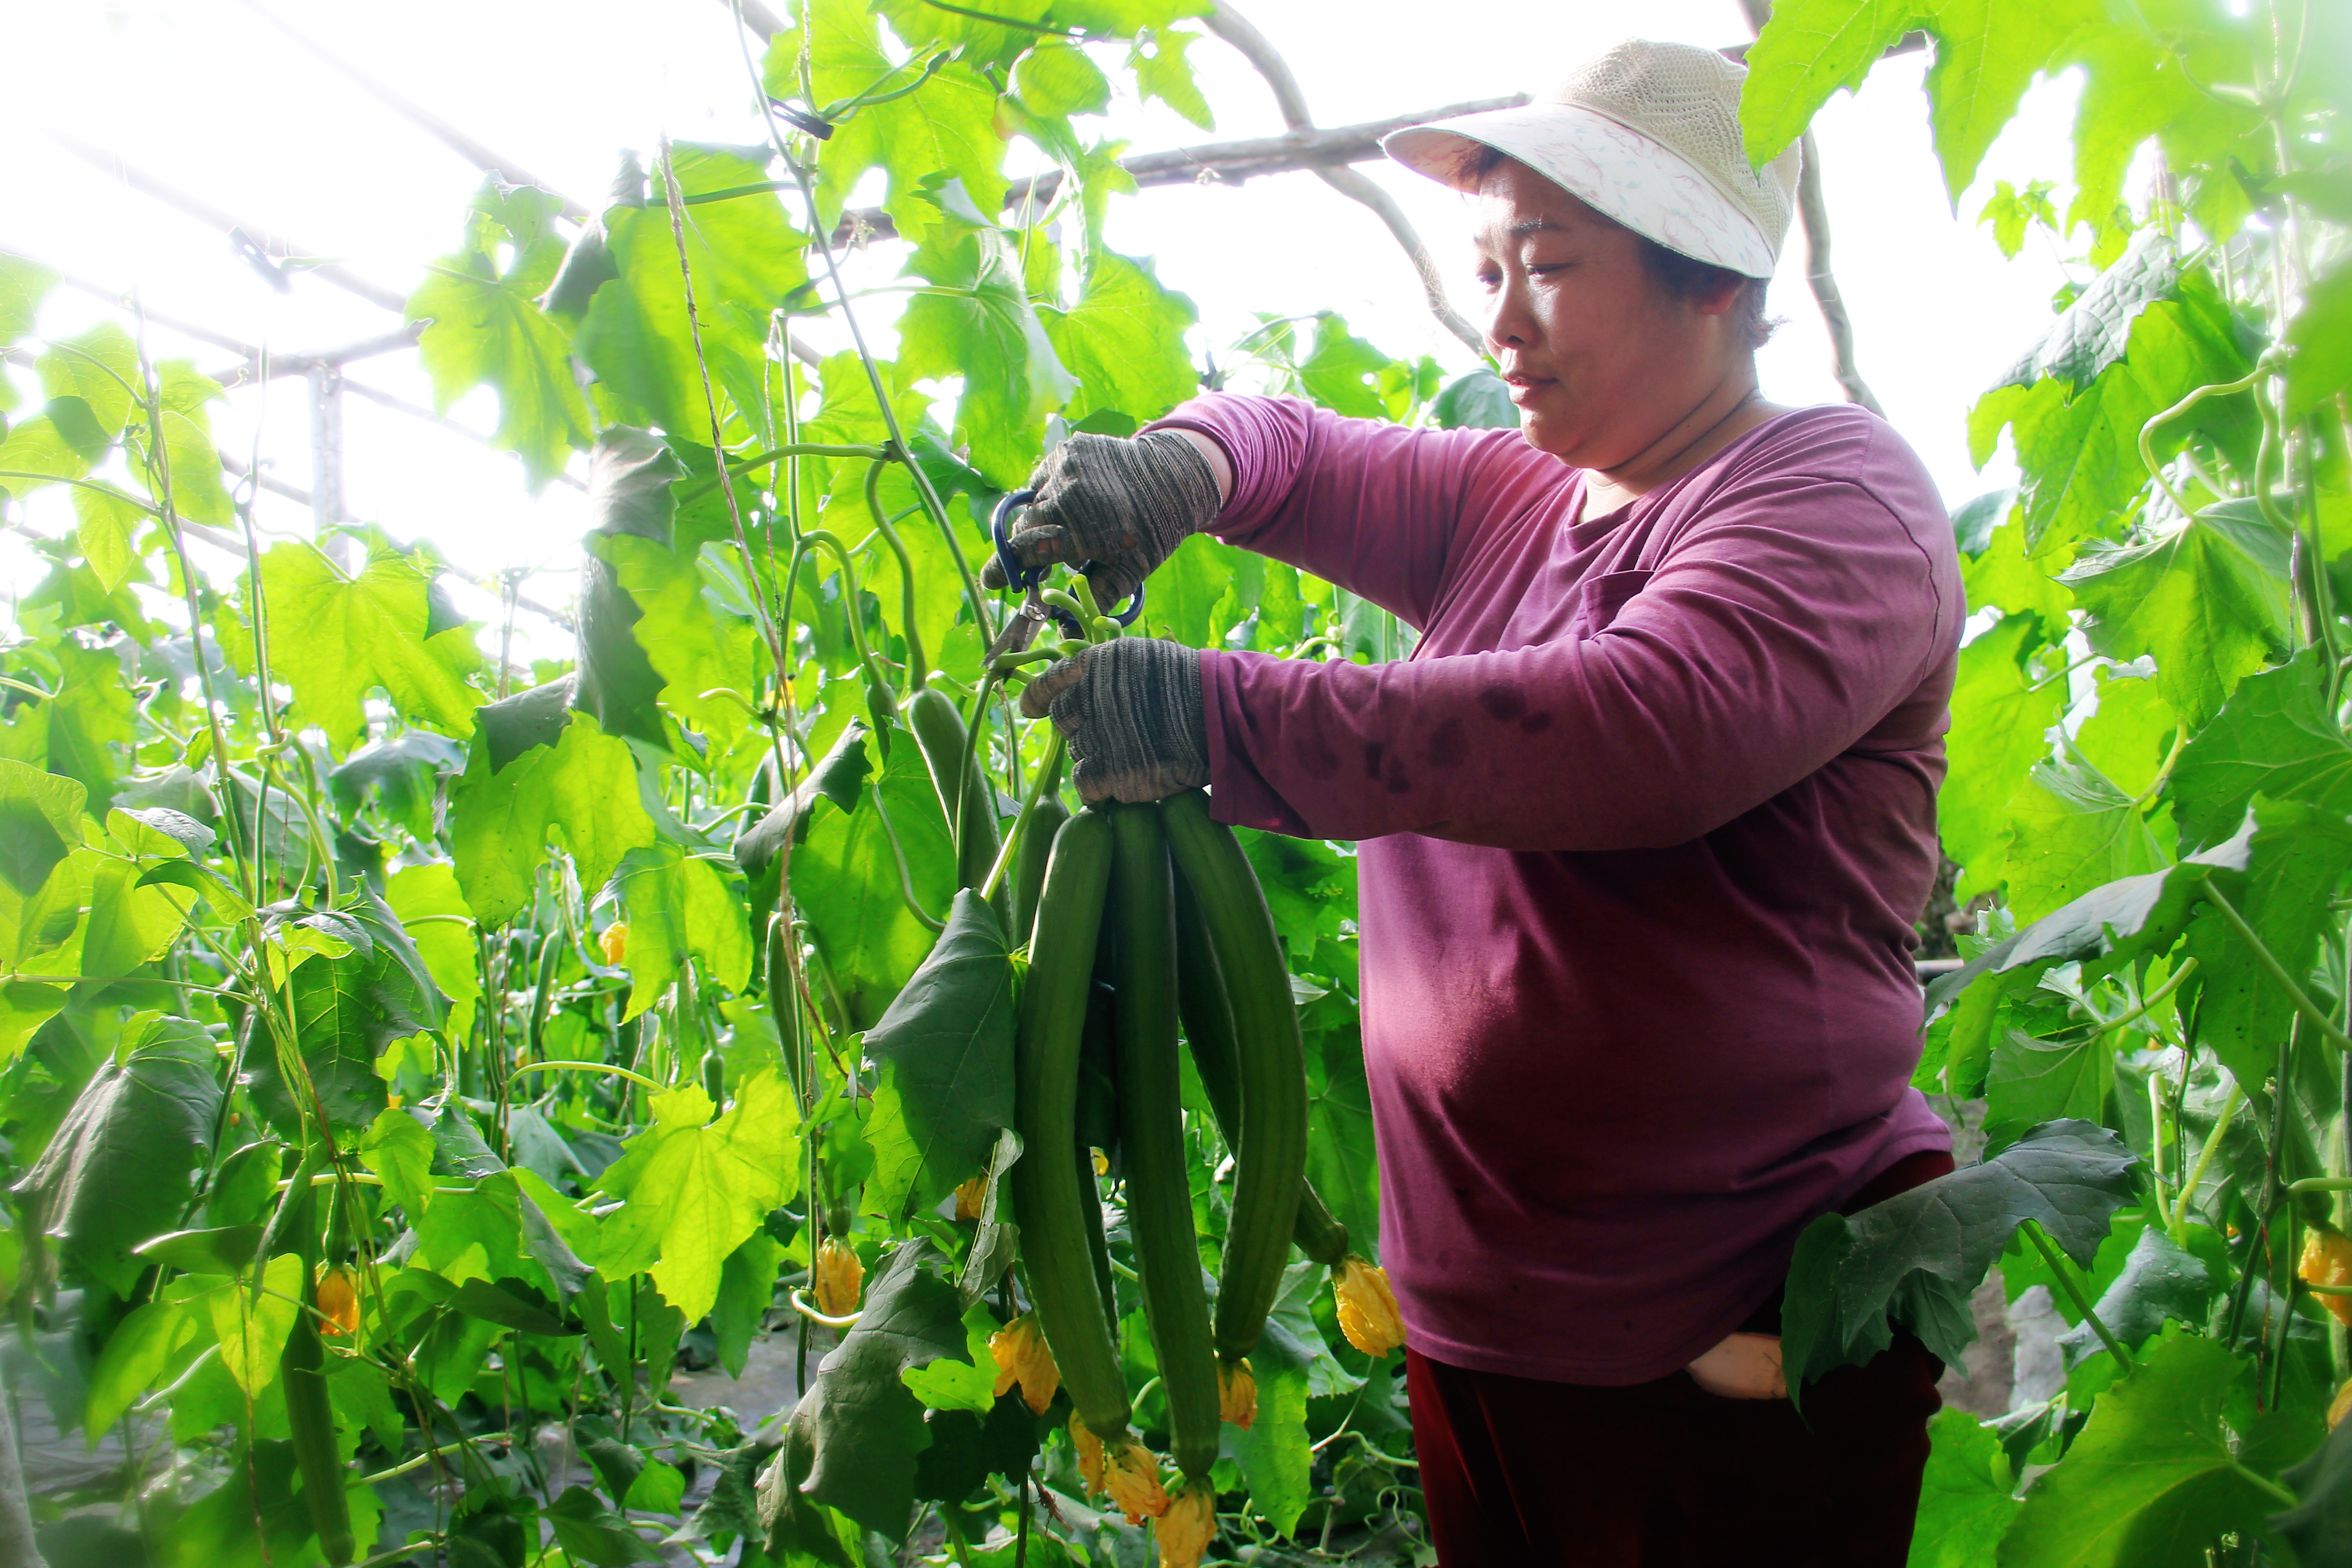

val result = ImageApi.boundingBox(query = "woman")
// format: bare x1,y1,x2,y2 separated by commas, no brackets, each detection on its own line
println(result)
991,39,1962,1565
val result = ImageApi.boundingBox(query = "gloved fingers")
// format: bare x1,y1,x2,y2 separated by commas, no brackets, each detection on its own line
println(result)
981,522,1082,591
1068,753,1196,806
1016,651,1090,720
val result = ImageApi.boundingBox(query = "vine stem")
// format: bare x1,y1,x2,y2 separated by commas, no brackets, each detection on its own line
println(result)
507,1060,665,1095
2173,1079,2243,1245
2021,1220,2132,1367
980,732,1066,903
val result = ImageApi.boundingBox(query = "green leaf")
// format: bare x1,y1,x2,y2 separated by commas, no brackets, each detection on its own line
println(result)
14,1013,222,1295
1983,1028,2109,1155
575,146,810,442
448,698,659,925
1430,370,1521,429
84,1299,197,1442
861,889,1016,1222
1041,252,1198,429
209,1252,307,1397
786,1238,978,1538
1910,1408,2021,1568
790,0,1008,246
1999,735,2173,926
1235,1276,1314,1533
1941,614,2065,891
611,841,755,1020
714,1232,783,1379
2000,1325,2277,1568
0,755,87,897
2060,501,2293,728
149,362,235,526
2286,253,2352,419
2171,648,2352,853
545,1486,664,1565
2053,1224,2216,1370
0,415,92,505
359,1106,438,1217
252,542,483,754
1013,40,1111,115
1994,231,2183,395
1129,26,1213,129
71,480,145,593
37,322,140,441
382,861,481,1047
575,427,684,750
248,897,441,1138
794,729,956,1029
899,224,1077,487
597,1070,802,1323
602,533,763,750
407,182,591,489
0,250,57,353
1780,1120,2140,1401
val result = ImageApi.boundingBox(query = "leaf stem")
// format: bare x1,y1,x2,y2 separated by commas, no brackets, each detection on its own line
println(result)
2136,364,2266,518
864,458,927,688
2230,1461,2300,1509
870,781,947,933
2021,1219,2132,1367
2173,1078,2243,1245
980,733,1065,903
506,1060,664,1095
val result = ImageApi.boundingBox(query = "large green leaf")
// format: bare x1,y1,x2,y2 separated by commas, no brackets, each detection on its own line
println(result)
37,322,140,441
15,1013,222,1295
2051,1224,2216,1371
0,755,86,899
2060,501,2293,727
407,180,590,489
596,1070,801,1323
1983,1028,2109,1155
1430,370,1520,430
2286,253,2352,419
783,1238,980,1538
2272,1417,2352,1565
898,223,1077,486
447,696,659,926
1999,737,2173,925
603,533,763,751
792,728,955,1029
860,889,1016,1222
1941,614,2065,892
575,146,809,442
787,0,1007,246
611,841,756,1020
252,543,483,754
575,427,683,750
0,249,57,355
1780,1120,2140,1402
247,896,441,1139
1040,251,1198,428
1910,1408,2021,1568
2171,648,2352,853
1999,1325,2278,1567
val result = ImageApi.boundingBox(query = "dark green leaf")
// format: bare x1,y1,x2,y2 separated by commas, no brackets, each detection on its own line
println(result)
15,1013,221,1295
2053,1224,2216,1369
575,428,683,750
1780,1120,2140,1401
2171,647,2352,853
788,1238,977,1537
1430,370,1521,429
2002,1325,2275,1568
543,1487,664,1566
2272,1416,2352,1565
0,756,85,897
793,729,954,1029
133,1225,262,1275
861,889,1016,1222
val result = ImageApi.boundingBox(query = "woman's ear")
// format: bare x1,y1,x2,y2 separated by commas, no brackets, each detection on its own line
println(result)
1690,276,1751,319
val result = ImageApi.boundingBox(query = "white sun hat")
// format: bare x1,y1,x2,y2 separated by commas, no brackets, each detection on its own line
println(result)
1381,38,1802,280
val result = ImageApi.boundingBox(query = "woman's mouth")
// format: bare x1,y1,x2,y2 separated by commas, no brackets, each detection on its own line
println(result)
1502,374,1554,405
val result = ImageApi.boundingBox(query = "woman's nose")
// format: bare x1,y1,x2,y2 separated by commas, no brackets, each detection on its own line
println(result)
1485,278,1530,352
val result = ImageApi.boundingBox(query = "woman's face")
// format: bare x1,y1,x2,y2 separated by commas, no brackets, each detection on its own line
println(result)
1471,160,1744,467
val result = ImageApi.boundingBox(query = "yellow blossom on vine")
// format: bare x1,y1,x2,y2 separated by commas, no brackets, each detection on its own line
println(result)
1154,1479,1218,1568
1333,1256,1404,1357
989,1314,1061,1415
1218,1358,1256,1428
1103,1438,1169,1524
599,922,628,966
814,1237,864,1316
955,1175,988,1221
1070,1414,1106,1498
315,1267,360,1337
2331,1379,2352,1432
2300,1227,2352,1329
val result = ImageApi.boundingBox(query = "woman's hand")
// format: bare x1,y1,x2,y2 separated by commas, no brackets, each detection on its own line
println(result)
1019,638,1208,804
981,431,1223,603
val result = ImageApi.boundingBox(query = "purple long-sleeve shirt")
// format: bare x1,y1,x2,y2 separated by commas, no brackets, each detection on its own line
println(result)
1148,394,1960,1384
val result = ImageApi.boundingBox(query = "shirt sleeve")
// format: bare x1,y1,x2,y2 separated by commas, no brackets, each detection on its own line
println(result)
1146,393,1544,628
1197,474,1954,850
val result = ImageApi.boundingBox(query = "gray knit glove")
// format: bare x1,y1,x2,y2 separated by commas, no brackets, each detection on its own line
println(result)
1019,638,1208,804
980,431,1221,603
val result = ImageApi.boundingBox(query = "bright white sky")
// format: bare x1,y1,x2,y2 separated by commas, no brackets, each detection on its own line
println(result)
1,0,2087,648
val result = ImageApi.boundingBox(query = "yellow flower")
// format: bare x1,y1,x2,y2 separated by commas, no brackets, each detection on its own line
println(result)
955,1175,989,1221
599,922,628,966
989,1314,1061,1415
1103,1438,1170,1524
315,1267,361,1338
1333,1256,1404,1358
2330,1378,2352,1432
1070,1414,1107,1498
1154,1478,1218,1568
1217,1358,1256,1429
2299,1227,2352,1329
814,1237,864,1317
1092,1148,1110,1176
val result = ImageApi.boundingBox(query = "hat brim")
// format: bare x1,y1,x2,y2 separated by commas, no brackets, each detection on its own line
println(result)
1382,104,1775,280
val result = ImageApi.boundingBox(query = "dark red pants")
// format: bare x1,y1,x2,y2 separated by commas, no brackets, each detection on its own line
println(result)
1406,1152,1953,1567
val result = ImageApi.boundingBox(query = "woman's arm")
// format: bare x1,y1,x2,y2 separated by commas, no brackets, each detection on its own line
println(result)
1147,394,1544,629
1198,477,1956,849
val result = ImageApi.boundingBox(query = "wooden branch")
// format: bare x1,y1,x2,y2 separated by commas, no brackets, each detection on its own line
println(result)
1201,2,1488,355
237,0,591,223
44,131,410,313
1737,0,1886,417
